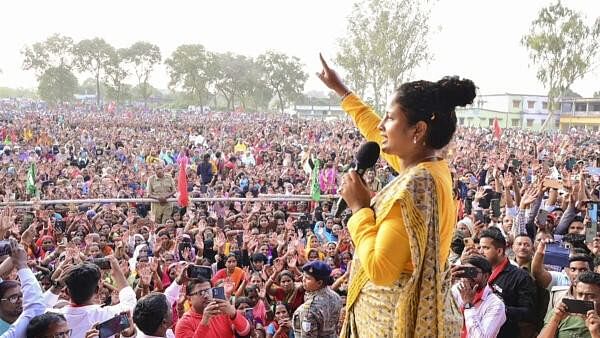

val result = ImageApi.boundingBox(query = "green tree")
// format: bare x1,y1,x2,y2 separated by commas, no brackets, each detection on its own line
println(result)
104,48,131,103
256,51,307,113
336,0,433,111
123,41,161,105
522,1,600,129
72,38,115,106
165,44,211,111
38,66,78,104
209,52,256,110
22,34,77,104
22,34,75,75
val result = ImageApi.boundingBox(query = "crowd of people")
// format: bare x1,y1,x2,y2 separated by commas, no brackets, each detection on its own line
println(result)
0,96,599,337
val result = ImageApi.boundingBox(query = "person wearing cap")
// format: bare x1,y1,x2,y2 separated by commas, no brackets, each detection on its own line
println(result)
451,255,506,338
291,261,341,338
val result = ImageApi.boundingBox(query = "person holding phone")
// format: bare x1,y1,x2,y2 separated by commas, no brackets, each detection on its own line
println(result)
44,256,136,338
539,271,600,338
175,277,250,338
266,303,294,338
451,256,506,338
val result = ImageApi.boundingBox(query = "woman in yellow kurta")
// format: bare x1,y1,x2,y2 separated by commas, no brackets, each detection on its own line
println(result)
317,54,476,337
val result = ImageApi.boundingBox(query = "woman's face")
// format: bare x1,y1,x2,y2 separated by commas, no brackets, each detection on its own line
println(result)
225,256,237,271
326,243,337,257
279,275,294,292
378,97,422,155
163,253,175,266
88,245,101,258
274,304,290,322
259,217,269,228
259,245,269,256
250,275,263,288
140,228,150,240
308,250,319,261
342,254,352,265
42,239,54,251
302,273,323,292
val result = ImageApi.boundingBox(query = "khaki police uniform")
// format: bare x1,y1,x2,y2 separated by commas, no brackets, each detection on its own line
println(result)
146,174,175,224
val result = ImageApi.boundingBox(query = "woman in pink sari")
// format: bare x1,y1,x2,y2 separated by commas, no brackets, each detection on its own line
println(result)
319,160,338,194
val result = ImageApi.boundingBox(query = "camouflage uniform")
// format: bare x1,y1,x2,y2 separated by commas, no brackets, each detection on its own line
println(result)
292,286,342,338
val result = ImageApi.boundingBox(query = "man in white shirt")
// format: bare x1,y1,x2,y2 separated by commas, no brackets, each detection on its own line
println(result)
1,241,46,338
45,256,136,338
452,255,507,338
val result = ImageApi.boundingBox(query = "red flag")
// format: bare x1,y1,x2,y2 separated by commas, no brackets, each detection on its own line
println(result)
493,118,502,139
177,156,189,207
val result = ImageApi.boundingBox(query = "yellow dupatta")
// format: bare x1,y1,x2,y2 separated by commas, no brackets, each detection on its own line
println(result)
344,161,461,337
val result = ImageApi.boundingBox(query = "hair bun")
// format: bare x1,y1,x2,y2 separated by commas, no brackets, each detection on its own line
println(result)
436,76,476,108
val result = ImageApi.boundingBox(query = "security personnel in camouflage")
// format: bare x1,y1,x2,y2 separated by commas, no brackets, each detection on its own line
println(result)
292,260,342,338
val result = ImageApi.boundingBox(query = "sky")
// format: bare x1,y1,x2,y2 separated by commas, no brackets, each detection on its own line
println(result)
0,0,599,97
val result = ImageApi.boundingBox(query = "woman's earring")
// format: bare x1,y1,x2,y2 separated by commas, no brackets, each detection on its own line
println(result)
412,137,417,144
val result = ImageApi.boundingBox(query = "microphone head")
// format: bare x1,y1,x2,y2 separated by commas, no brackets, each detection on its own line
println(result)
355,141,380,170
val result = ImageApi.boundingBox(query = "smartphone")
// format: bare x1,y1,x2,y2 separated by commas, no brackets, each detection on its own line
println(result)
543,178,563,190
54,220,66,233
562,298,595,314
536,209,549,226
0,241,12,257
544,243,570,267
490,199,501,218
244,308,255,324
188,265,213,279
465,198,473,216
475,209,484,223
212,286,226,300
97,314,129,338
91,258,111,270
457,266,478,279
512,159,522,170
587,202,599,243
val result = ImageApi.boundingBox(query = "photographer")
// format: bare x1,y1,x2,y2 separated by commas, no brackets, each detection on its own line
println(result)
539,271,600,338
451,255,506,338
45,256,136,338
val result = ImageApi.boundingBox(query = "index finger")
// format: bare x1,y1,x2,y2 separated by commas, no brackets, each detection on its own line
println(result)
319,53,330,71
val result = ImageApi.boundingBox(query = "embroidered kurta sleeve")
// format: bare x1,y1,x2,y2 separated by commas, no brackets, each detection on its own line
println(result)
341,94,402,173
347,171,434,285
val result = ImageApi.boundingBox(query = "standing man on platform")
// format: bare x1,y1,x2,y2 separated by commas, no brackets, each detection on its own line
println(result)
147,164,176,224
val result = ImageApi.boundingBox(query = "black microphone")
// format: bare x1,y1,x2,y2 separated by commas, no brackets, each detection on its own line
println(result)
332,141,380,218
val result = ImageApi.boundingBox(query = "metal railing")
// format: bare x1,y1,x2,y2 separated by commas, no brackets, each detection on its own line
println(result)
0,194,339,208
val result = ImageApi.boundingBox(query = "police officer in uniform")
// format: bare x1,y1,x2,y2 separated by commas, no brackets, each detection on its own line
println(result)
292,261,342,338
146,164,176,224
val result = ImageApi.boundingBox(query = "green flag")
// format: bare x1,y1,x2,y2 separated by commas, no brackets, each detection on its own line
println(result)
26,162,36,196
310,158,321,201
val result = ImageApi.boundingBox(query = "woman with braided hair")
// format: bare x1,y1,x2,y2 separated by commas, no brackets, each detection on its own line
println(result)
317,54,476,337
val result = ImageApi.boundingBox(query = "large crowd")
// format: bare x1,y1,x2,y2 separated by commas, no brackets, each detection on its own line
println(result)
0,99,599,337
